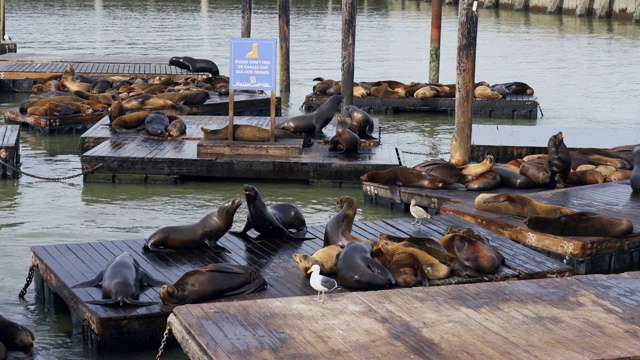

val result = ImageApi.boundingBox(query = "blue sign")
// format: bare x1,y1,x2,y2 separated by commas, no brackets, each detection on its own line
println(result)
230,38,277,91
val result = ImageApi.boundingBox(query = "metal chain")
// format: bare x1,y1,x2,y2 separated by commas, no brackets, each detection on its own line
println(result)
0,158,103,181
402,150,451,157
156,323,172,360
18,265,36,299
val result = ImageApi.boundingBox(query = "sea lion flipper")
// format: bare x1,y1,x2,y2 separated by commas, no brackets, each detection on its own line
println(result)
363,257,396,284
124,298,159,307
139,270,166,287
482,194,509,204
72,270,104,288
388,183,402,203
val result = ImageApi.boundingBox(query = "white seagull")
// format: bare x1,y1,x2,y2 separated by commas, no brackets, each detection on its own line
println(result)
307,264,339,303
410,199,431,226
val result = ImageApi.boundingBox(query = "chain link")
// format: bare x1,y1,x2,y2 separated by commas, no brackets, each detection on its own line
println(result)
156,323,172,360
18,265,36,299
0,158,103,182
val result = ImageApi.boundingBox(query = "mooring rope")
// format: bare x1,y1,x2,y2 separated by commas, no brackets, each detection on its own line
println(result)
402,150,451,157
156,323,172,360
0,158,103,181
18,265,36,299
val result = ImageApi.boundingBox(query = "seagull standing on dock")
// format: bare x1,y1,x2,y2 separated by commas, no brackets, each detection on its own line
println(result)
307,264,339,303
410,199,431,226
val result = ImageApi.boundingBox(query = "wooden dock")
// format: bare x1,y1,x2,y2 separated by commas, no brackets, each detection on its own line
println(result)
3,108,107,135
167,270,640,360
441,180,640,274
303,93,538,119
79,115,400,184
0,125,20,178
29,215,572,351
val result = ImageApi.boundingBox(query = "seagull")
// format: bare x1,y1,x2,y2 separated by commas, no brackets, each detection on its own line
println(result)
3,35,11,41
410,199,431,226
307,264,339,303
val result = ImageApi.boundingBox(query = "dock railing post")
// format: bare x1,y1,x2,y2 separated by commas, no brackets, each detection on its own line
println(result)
429,0,443,84
228,90,235,141
278,0,291,93
241,0,252,38
341,0,357,111
454,0,478,164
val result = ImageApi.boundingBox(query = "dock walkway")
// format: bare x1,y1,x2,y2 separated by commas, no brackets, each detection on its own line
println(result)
29,215,572,351
168,270,640,360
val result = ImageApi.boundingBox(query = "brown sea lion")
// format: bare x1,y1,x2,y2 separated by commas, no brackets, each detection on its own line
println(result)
371,80,408,90
276,94,342,136
403,82,427,97
346,105,375,139
73,89,114,105
360,166,466,202
201,125,310,145
160,263,267,306
167,118,187,137
43,102,77,116
413,85,438,99
466,170,501,191
574,148,631,169
631,146,640,193
0,315,34,352
111,111,152,130
19,95,86,113
108,92,126,122
474,85,502,100
519,158,551,187
385,252,428,287
546,131,572,189
325,82,342,95
575,164,596,171
71,252,165,306
330,114,360,154
378,239,451,280
143,199,242,252
567,169,605,185
525,212,634,237
292,244,343,275
492,165,536,189
461,154,495,178
439,233,504,274
370,84,405,99
449,134,467,167
122,94,190,113
156,91,210,105
336,241,396,290
353,85,367,98
608,169,631,182
501,81,534,95
26,105,47,116
60,63,92,93
323,196,369,247
413,159,466,185
475,193,575,218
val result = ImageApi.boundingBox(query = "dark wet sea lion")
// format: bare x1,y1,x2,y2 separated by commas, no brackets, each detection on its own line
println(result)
567,169,605,185
492,165,536,189
160,263,266,306
90,78,112,93
378,239,451,280
0,341,5,360
466,170,501,191
330,114,360,153
546,131,572,189
145,112,171,136
201,125,311,145
108,92,126,122
167,118,187,137
276,94,342,136
574,148,631,169
500,81,534,95
386,252,428,287
346,105,375,139
525,212,634,237
232,184,313,241
144,199,242,252
337,241,396,290
72,89,114,105
292,244,343,275
323,196,369,247
360,166,466,202
0,315,34,352
475,193,575,218
19,95,86,113
169,56,220,76
111,111,153,130
414,159,466,185
156,91,210,105
631,146,640,193
72,252,165,306
439,233,504,274
519,158,551,187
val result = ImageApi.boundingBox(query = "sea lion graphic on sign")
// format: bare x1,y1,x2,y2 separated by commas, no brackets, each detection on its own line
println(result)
246,43,259,58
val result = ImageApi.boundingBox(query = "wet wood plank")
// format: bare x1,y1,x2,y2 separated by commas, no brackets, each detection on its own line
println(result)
168,271,640,360
29,215,571,350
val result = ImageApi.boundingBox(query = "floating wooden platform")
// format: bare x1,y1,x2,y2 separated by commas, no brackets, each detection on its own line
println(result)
80,115,399,184
29,215,572,351
0,125,20,178
303,93,538,119
470,125,640,162
168,270,640,360
3,107,107,134
441,180,640,274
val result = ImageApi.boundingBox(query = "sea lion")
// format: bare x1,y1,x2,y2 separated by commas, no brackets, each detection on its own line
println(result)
385,252,428,287
413,85,438,99
474,85,502,100
413,159,466,185
0,341,4,360
449,134,467,167
122,94,191,113
108,92,126,122
90,78,112,94
292,244,343,275
466,170,501,191
346,105,375,139
276,94,342,136
546,131,572,189
567,169,605,185
330,114,360,153
111,111,153,131
360,166,466,202
0,315,34,352
631,146,640,193
201,125,311,146
519,158,551,188
460,154,495,178
71,252,165,306
378,239,451,280
492,165,536,189
475,193,575,218
607,169,631,182
353,85,367,98
166,118,187,137
156,91,210,105
370,84,405,99
72,89,114,105
145,112,171,136
232,184,313,241
60,63,92,93
19,95,86,113
524,212,634,238
439,233,504,274
169,56,220,76
143,199,242,252
336,241,396,290
574,148,632,169
500,81,534,95
160,263,266,306
323,196,369,247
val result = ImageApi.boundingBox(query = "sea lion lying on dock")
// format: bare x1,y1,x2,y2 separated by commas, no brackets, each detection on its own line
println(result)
525,212,633,238
201,125,312,146
337,241,396,290
292,244,343,276
475,193,575,218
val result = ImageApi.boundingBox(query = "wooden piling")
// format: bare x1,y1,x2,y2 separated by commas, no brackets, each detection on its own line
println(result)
278,0,290,93
341,0,357,110
429,0,443,83
241,0,252,38
0,0,5,42
454,0,478,164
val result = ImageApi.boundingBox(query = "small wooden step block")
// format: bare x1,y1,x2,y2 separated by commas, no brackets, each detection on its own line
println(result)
197,138,304,157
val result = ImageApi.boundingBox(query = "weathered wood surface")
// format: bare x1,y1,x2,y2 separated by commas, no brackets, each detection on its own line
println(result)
168,270,640,360
303,93,538,118
30,216,572,350
3,107,107,134
0,124,19,178
362,180,549,213
80,116,392,183
470,124,640,163
441,180,640,259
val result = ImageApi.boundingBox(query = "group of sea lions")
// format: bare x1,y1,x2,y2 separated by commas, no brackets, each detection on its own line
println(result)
312,77,534,100
0,315,35,360
292,195,505,292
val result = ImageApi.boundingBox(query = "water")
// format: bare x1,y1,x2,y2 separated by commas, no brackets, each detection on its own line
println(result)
1,0,639,358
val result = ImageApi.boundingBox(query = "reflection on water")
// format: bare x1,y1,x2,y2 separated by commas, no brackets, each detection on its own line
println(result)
0,0,639,359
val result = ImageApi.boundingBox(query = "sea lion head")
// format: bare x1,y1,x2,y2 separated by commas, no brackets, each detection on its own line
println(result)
159,284,180,306
336,196,355,209
292,253,318,275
